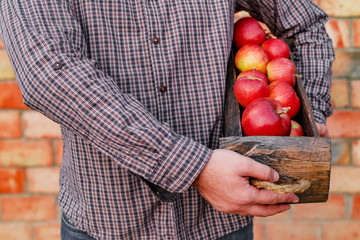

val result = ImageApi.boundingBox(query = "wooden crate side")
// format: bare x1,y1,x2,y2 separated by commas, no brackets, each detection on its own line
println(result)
293,76,319,137
223,49,242,137
219,136,331,203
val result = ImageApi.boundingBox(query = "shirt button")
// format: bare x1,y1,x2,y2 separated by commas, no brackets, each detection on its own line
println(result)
151,36,160,45
159,86,167,93
53,62,63,70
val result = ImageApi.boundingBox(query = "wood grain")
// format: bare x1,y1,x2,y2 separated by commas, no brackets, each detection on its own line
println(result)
223,50,242,137
220,136,331,203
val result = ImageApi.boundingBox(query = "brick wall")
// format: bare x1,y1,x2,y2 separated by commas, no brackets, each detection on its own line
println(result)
0,1,360,239
0,36,62,240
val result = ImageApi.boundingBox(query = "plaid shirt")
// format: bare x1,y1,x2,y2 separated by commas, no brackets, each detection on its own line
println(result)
0,0,334,239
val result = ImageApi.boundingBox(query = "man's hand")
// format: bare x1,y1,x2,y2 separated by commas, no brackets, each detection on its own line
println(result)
193,149,299,217
315,122,329,137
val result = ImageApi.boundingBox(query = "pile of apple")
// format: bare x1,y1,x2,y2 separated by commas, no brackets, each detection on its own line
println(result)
233,17,304,137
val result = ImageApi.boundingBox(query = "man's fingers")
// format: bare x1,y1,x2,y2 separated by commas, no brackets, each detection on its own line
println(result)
242,158,279,183
239,203,291,217
315,122,329,137
248,187,299,205
238,157,299,205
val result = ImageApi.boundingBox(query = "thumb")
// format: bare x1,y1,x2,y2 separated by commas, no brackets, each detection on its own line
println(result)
315,122,329,137
243,158,279,183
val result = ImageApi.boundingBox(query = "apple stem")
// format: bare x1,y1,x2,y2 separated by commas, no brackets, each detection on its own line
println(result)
295,74,303,78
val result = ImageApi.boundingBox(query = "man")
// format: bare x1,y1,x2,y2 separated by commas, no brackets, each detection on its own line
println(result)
0,0,334,239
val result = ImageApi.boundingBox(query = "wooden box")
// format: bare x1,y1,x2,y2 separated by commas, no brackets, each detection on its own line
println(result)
219,49,331,203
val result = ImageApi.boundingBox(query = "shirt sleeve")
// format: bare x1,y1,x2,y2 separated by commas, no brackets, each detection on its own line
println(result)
236,0,335,124
0,0,211,193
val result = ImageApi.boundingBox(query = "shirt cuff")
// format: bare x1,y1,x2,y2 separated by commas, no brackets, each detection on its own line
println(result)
146,135,213,193
312,109,327,125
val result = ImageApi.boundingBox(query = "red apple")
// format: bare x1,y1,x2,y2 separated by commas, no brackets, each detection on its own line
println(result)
235,44,269,74
233,17,266,49
290,120,304,136
267,57,296,86
241,97,291,136
234,76,269,108
268,81,300,119
261,38,290,60
236,69,268,84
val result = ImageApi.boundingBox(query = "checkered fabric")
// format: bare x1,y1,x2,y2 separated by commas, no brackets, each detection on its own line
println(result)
0,0,334,239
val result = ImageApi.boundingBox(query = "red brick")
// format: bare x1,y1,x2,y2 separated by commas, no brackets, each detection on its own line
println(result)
312,0,320,5
55,140,63,166
0,168,25,193
0,82,28,109
0,140,53,167
1,196,57,221
0,223,31,240
319,0,360,17
325,19,350,48
267,222,321,240
329,166,360,194
292,194,345,220
323,222,360,240
354,20,360,48
23,111,61,139
330,79,349,108
253,220,264,240
0,111,21,138
34,223,61,240
27,167,60,194
352,140,360,166
331,139,350,165
327,110,360,138
331,50,360,78
0,51,15,81
352,195,360,219
351,80,360,108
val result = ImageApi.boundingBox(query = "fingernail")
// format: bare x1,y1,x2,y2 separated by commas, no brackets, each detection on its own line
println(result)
272,171,279,182
292,196,300,203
